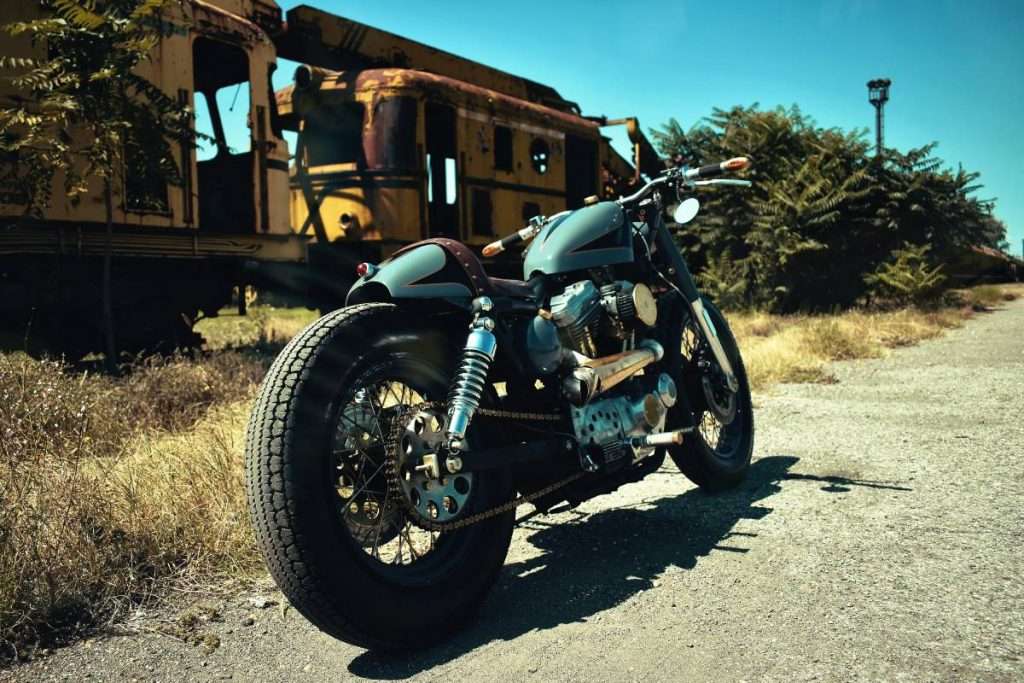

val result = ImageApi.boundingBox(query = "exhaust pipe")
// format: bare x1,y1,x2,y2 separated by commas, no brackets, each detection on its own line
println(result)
563,340,664,405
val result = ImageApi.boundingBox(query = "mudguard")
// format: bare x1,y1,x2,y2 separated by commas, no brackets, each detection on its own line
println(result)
346,239,487,307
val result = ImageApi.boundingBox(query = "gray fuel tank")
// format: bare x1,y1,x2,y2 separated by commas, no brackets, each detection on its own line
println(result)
523,202,634,279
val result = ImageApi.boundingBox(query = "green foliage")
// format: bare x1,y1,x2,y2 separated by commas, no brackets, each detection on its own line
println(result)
652,105,1006,312
864,242,946,307
0,0,194,216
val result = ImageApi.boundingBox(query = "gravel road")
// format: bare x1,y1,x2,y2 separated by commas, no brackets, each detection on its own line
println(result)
5,300,1023,682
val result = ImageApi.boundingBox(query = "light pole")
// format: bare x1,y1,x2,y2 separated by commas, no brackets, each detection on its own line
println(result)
867,78,891,157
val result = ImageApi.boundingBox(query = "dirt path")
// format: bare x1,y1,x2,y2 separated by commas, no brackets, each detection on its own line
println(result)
6,301,1024,682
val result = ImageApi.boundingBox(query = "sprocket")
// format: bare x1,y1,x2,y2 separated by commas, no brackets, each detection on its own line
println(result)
385,403,475,530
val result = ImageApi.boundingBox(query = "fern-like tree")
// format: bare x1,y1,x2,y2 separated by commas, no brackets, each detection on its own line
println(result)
652,105,1005,312
0,0,195,370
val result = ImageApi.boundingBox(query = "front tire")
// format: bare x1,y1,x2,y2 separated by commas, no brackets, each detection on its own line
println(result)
245,303,514,650
666,297,754,491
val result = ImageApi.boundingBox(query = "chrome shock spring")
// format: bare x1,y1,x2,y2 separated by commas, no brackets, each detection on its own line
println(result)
445,298,497,451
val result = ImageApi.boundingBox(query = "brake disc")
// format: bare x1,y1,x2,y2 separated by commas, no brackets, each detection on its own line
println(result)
699,350,737,425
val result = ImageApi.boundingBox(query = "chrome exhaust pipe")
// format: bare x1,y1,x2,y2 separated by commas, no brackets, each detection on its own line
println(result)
563,340,664,405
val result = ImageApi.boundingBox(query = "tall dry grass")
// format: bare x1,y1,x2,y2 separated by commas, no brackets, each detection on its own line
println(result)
0,352,266,660
732,307,971,390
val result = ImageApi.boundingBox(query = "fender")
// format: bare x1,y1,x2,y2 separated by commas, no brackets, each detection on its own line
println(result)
347,238,493,307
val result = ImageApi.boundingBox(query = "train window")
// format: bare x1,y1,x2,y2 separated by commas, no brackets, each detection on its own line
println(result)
444,158,457,204
522,202,541,222
494,126,513,171
368,97,417,170
530,138,550,174
193,93,216,162
124,122,170,212
472,189,494,236
304,102,366,167
214,81,251,155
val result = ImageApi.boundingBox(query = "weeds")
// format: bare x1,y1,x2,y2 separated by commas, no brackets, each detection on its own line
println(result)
0,351,266,661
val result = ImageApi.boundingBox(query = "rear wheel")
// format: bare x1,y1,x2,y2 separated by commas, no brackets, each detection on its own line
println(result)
666,297,754,491
246,303,514,650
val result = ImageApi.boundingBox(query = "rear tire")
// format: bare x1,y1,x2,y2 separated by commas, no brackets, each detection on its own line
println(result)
666,297,754,491
245,303,514,650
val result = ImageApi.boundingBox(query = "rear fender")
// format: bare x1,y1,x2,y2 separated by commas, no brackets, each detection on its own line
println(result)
346,243,474,308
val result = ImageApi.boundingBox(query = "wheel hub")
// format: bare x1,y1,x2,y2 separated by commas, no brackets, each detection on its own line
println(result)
700,354,737,425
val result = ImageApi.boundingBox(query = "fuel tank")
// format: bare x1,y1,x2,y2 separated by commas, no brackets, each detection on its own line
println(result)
522,201,634,279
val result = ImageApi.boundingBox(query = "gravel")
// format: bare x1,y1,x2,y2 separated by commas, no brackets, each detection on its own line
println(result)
4,299,1023,682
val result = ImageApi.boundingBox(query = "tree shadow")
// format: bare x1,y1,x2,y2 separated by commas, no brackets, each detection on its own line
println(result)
348,455,912,678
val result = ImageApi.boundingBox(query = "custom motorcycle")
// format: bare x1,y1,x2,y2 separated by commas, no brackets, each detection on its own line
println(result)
245,157,755,650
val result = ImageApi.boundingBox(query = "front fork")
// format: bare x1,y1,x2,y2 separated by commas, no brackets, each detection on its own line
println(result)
651,215,739,392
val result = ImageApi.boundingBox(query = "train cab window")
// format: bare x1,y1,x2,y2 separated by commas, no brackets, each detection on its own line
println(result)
304,103,366,167
494,125,513,171
192,38,252,158
193,92,216,161
530,138,550,174
472,189,493,236
522,202,541,222
124,122,170,212
368,97,417,170
215,81,251,155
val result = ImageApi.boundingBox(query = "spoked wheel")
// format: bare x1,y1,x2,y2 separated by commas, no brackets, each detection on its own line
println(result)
667,297,754,491
331,377,475,568
246,304,514,650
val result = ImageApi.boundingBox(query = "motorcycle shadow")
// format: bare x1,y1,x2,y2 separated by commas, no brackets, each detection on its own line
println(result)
348,454,883,677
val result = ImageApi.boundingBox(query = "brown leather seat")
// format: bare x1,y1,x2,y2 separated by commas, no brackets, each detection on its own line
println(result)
394,237,536,301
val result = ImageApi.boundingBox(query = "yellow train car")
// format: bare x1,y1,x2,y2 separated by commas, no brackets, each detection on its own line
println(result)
0,0,657,356
0,0,304,355
280,66,622,255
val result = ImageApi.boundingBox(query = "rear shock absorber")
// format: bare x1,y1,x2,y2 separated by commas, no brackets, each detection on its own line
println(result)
445,296,497,453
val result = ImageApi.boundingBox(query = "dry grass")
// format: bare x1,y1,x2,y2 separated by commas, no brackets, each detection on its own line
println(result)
196,306,319,352
732,304,977,391
0,351,266,660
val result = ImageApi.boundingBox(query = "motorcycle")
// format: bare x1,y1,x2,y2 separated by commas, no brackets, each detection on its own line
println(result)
245,157,755,650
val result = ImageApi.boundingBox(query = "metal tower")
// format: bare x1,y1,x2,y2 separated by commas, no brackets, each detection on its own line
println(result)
867,79,891,157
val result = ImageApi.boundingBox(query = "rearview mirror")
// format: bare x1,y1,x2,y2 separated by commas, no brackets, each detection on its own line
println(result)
673,197,700,225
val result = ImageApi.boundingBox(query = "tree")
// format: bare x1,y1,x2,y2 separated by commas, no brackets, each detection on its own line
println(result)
0,0,196,370
652,105,1006,312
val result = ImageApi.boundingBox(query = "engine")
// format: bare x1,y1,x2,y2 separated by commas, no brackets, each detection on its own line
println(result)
532,278,672,469
546,279,658,357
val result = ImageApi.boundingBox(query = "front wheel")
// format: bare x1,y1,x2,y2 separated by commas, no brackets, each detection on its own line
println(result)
666,297,754,491
245,303,514,650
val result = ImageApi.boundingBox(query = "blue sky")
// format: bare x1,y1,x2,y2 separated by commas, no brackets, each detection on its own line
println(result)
252,0,1024,254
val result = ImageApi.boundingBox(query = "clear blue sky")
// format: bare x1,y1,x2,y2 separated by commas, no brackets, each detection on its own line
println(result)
259,0,1023,255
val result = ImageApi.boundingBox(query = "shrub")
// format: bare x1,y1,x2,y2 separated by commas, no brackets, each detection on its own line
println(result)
865,242,946,308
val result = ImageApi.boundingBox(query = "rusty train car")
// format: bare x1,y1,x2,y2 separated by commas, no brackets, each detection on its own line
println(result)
0,1,659,357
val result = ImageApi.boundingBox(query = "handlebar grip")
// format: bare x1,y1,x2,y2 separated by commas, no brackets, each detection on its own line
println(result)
691,156,750,179
482,230,526,258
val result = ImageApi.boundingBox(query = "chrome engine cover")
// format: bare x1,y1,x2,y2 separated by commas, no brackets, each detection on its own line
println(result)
570,372,677,466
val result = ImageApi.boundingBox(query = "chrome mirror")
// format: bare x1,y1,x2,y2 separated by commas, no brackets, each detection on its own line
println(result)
673,197,700,225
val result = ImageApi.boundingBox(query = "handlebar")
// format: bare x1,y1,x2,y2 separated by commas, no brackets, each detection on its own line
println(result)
482,211,571,258
617,156,751,206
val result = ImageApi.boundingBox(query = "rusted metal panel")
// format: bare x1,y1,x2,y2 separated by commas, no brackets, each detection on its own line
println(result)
290,68,600,137
277,5,578,114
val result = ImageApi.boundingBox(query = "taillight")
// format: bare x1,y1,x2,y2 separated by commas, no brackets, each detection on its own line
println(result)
356,262,378,278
